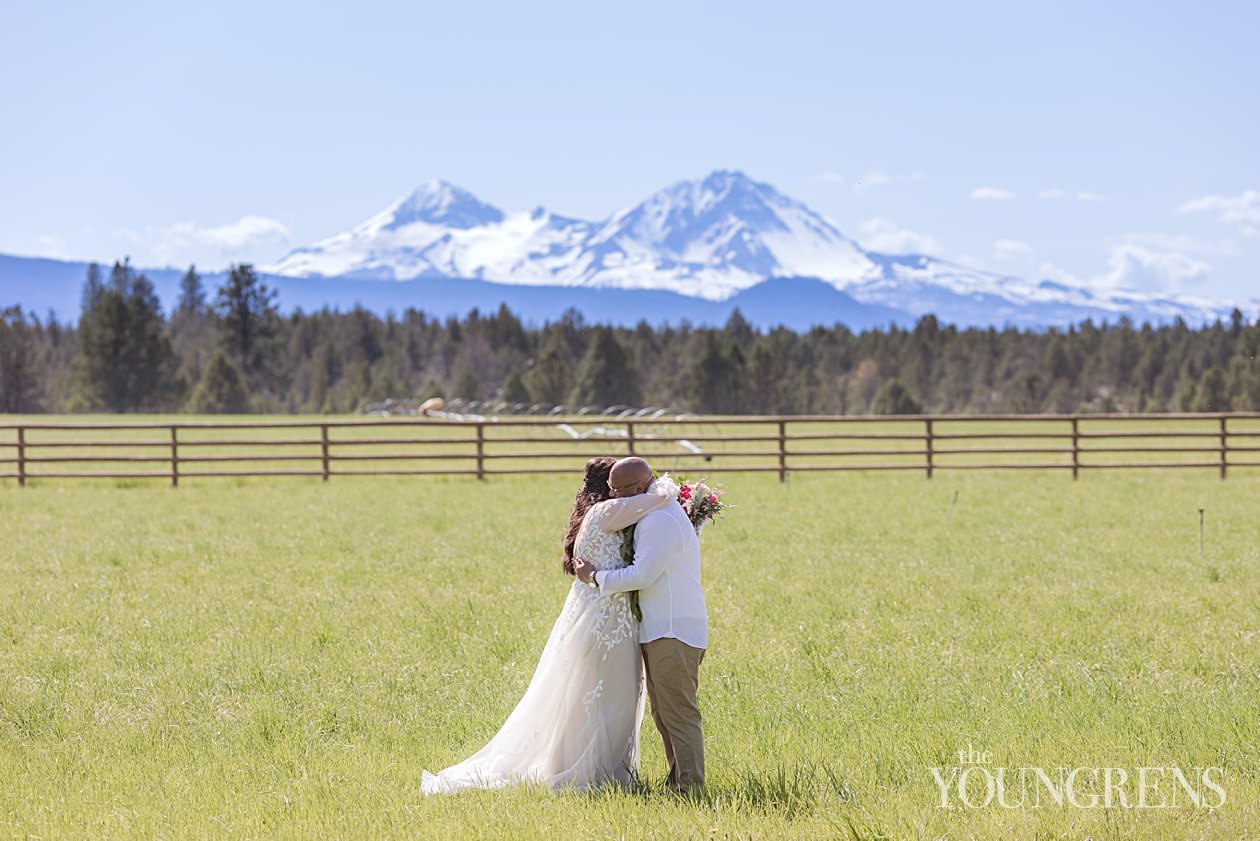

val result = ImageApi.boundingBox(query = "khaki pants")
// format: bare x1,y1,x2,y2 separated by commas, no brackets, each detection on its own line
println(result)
641,637,706,790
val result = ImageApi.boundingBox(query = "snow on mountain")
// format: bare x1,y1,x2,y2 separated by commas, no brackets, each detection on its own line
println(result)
266,170,878,299
568,170,875,297
269,180,600,285
263,170,1241,327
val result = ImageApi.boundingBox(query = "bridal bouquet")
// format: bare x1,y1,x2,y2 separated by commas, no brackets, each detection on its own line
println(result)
620,475,726,622
677,478,727,533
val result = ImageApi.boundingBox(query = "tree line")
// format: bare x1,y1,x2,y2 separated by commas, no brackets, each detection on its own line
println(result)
1,261,1258,415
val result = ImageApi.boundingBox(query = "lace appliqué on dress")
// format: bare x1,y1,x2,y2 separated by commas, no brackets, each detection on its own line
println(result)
582,679,605,718
576,504,638,662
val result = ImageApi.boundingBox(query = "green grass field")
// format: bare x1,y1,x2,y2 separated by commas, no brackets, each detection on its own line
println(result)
2,422,1259,838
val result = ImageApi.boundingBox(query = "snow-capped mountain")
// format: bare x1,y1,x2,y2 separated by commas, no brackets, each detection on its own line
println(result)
4,171,1245,330
264,170,1239,327
268,170,878,298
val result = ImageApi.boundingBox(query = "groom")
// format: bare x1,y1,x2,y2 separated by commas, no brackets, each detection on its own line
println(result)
574,457,708,792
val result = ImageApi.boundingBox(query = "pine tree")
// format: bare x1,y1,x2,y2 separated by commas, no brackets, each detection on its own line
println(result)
525,332,576,405
723,308,756,346
124,271,181,407
452,367,480,401
0,307,42,412
306,342,333,413
690,333,746,413
747,342,786,414
187,351,250,413
500,370,530,404
872,379,922,415
570,327,640,407
177,264,208,316
490,303,530,353
1194,368,1230,412
80,263,103,312
1230,324,1260,410
74,263,179,411
169,265,215,392
214,264,280,389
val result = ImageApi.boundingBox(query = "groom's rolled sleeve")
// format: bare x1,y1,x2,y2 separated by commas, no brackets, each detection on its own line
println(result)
597,519,675,594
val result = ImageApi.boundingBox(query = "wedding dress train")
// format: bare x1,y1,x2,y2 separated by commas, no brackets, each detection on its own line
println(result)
421,481,675,793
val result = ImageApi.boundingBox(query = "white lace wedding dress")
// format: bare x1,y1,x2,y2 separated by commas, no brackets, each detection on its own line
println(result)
421,482,675,794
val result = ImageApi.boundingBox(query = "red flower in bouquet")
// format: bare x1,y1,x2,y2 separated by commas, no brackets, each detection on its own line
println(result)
673,477,726,533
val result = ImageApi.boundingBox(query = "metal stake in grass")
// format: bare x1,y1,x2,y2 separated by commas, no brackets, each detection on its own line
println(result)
949,489,959,516
1198,507,1205,557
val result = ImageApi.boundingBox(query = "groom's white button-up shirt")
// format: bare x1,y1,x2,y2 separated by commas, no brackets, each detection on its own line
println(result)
596,488,708,650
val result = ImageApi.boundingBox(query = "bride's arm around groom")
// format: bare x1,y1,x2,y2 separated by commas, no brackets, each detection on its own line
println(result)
590,477,677,534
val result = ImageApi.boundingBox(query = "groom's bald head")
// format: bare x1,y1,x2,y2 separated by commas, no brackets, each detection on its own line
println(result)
609,457,653,497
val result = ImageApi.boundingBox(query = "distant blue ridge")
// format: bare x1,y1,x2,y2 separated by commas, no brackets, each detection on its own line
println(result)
0,252,1240,331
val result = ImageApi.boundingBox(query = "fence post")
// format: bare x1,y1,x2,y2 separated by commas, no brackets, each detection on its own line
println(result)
777,420,787,483
1219,415,1228,480
16,425,25,488
627,421,636,455
1071,417,1080,480
925,418,934,479
475,422,485,480
320,423,330,481
170,426,179,488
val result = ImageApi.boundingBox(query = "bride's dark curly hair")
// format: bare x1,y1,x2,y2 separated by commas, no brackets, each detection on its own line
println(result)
562,457,616,575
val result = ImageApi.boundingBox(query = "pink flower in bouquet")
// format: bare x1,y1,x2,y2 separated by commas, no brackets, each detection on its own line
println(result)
654,474,728,534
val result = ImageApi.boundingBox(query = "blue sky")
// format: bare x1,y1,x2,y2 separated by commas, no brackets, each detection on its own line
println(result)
2,1,1257,301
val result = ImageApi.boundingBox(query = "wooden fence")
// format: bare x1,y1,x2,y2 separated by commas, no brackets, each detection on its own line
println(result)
1,413,1259,486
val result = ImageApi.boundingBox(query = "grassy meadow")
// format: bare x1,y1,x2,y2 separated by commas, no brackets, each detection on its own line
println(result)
2,417,1259,839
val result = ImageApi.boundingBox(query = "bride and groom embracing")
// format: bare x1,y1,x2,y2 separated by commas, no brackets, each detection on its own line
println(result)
422,456,710,795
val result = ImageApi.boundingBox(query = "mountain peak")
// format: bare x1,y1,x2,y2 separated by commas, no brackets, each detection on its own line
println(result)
661,169,772,206
650,169,814,229
257,170,1245,329
699,168,754,188
598,169,854,273
384,180,504,231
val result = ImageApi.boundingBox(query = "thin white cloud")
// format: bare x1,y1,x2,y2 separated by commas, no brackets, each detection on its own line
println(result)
1099,235,1210,291
1032,233,1218,294
971,187,1016,200
992,239,1035,261
37,234,66,259
168,216,291,250
1038,188,1105,201
851,170,925,194
1036,261,1084,286
1180,190,1260,237
820,170,846,185
151,216,292,263
857,217,943,255
854,171,892,193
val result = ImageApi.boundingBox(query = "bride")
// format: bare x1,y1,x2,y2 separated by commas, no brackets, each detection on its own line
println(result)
422,457,677,793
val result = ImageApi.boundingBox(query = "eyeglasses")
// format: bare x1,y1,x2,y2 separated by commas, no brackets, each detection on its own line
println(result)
607,479,641,494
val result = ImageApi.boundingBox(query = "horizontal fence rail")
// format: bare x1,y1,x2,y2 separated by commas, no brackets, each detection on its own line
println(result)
0,413,1258,486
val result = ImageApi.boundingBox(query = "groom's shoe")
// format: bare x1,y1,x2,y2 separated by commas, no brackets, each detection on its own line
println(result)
665,780,706,801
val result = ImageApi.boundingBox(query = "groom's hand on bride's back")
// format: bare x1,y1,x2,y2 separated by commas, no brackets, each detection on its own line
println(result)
573,558,594,583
